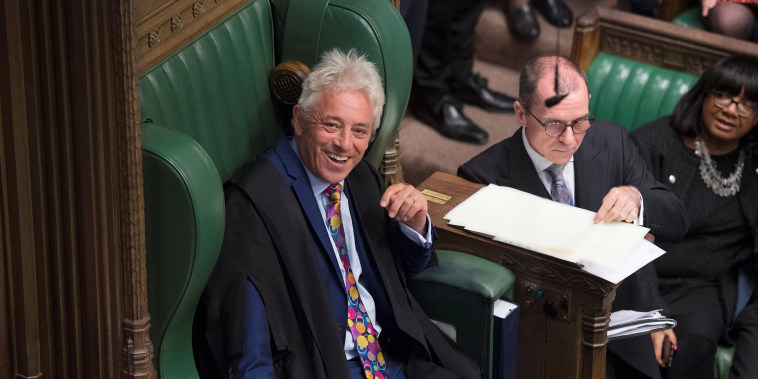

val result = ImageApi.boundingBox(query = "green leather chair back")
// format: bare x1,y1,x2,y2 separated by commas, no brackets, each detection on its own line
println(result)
587,53,698,131
140,1,278,377
139,0,412,377
672,7,706,30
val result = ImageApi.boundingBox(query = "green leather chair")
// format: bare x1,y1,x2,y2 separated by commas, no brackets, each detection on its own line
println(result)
140,0,515,377
587,53,698,132
585,53,734,379
672,6,705,30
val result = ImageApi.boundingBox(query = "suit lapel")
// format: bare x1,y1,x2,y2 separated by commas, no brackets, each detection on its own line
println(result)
573,129,609,211
507,129,552,199
271,140,344,282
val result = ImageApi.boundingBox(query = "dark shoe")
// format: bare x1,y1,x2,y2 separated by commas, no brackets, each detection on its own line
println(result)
413,95,488,145
532,0,573,28
505,2,540,42
452,74,516,113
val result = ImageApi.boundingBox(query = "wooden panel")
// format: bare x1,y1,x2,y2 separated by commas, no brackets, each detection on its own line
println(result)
418,172,617,379
0,0,153,377
136,0,249,73
571,6,757,75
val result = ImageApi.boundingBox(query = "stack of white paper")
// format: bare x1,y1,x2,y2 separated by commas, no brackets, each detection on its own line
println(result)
444,184,665,284
608,309,677,340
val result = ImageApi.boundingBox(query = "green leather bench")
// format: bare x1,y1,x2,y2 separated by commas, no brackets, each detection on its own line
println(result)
587,53,697,132
140,0,515,377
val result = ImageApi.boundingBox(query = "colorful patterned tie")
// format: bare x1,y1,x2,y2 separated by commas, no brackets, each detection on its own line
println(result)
324,184,389,379
546,164,574,206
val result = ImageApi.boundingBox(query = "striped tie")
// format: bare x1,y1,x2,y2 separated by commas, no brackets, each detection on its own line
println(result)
324,184,389,379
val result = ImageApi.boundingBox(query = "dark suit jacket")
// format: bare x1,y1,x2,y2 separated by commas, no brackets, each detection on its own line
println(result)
194,138,480,379
458,122,690,379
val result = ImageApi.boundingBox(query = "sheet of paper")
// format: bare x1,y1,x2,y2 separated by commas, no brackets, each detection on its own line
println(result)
444,185,660,283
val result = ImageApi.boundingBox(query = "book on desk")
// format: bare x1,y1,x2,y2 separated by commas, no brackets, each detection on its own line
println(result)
443,184,666,284
493,299,519,379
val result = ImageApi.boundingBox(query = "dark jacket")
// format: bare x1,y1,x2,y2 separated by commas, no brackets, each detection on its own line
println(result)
194,138,480,379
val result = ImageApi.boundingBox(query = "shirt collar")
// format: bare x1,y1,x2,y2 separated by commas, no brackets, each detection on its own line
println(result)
521,127,574,172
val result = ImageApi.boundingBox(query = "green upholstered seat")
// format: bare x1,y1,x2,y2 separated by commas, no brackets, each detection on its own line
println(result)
672,7,705,30
140,1,279,377
140,0,514,377
409,250,516,379
587,53,698,131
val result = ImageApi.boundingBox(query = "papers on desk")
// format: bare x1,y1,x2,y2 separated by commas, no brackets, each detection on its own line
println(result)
443,184,665,284
608,309,677,340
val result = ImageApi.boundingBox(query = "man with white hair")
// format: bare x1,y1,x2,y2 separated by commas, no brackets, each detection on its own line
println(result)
195,49,480,379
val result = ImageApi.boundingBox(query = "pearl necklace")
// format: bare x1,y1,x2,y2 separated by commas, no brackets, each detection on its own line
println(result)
694,138,745,197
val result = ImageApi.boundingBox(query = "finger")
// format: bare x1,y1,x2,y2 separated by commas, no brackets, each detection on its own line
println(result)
394,194,418,221
380,183,406,208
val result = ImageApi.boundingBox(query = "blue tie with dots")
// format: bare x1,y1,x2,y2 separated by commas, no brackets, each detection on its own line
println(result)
546,164,574,206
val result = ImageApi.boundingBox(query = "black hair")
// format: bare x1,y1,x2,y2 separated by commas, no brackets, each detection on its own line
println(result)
670,54,758,153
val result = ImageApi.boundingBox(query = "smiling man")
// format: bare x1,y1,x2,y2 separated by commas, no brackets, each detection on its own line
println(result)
194,49,480,379
458,56,689,379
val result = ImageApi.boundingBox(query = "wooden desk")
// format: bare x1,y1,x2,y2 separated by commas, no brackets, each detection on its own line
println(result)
419,172,618,379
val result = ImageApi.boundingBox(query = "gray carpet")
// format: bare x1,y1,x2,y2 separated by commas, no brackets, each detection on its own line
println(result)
400,0,604,185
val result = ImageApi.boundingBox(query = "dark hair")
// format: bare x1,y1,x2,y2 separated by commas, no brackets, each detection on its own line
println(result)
671,54,758,153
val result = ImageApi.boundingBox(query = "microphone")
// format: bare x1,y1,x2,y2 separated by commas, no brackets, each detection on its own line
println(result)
544,64,567,107
545,5,566,108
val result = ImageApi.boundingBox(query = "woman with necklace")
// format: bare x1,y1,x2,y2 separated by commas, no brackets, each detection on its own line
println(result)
630,54,758,379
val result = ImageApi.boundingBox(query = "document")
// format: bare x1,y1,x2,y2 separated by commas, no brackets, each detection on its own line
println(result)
608,309,677,340
444,184,665,284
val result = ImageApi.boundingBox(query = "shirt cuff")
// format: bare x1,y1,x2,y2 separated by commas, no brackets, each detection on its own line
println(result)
399,214,433,248
633,187,645,226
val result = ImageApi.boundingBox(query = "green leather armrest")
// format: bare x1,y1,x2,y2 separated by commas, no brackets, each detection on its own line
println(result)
672,7,705,30
143,122,225,378
714,345,735,379
409,250,516,379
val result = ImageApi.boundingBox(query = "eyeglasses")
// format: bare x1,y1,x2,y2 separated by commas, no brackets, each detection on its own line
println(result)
711,90,757,118
525,107,594,137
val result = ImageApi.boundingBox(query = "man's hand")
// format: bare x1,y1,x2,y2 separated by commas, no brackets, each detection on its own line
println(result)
593,186,642,224
651,329,677,368
380,183,428,235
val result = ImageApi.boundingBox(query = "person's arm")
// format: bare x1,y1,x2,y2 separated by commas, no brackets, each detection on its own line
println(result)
380,182,435,274
234,280,275,378
624,125,689,241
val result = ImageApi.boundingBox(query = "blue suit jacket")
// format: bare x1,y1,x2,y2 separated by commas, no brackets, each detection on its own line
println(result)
236,139,435,377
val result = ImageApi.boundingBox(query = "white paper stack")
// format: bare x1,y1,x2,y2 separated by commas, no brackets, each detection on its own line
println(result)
444,184,666,284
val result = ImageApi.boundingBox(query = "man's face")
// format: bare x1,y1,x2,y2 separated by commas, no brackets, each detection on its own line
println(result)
293,88,373,184
516,74,590,164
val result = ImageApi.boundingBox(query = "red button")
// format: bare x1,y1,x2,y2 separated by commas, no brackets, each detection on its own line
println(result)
524,300,531,307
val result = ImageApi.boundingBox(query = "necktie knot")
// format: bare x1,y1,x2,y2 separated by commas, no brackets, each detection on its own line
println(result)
546,163,566,180
545,163,574,206
324,184,343,204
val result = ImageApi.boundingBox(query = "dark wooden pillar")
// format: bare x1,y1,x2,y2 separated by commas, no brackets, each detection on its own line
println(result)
0,0,154,377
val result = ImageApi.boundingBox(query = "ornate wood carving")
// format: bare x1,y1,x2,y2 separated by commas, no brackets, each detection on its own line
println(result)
571,6,758,75
379,132,404,186
1,0,155,377
136,0,248,72
116,0,157,377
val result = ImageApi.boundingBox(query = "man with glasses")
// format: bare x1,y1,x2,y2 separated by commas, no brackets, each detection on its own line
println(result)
458,56,689,379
